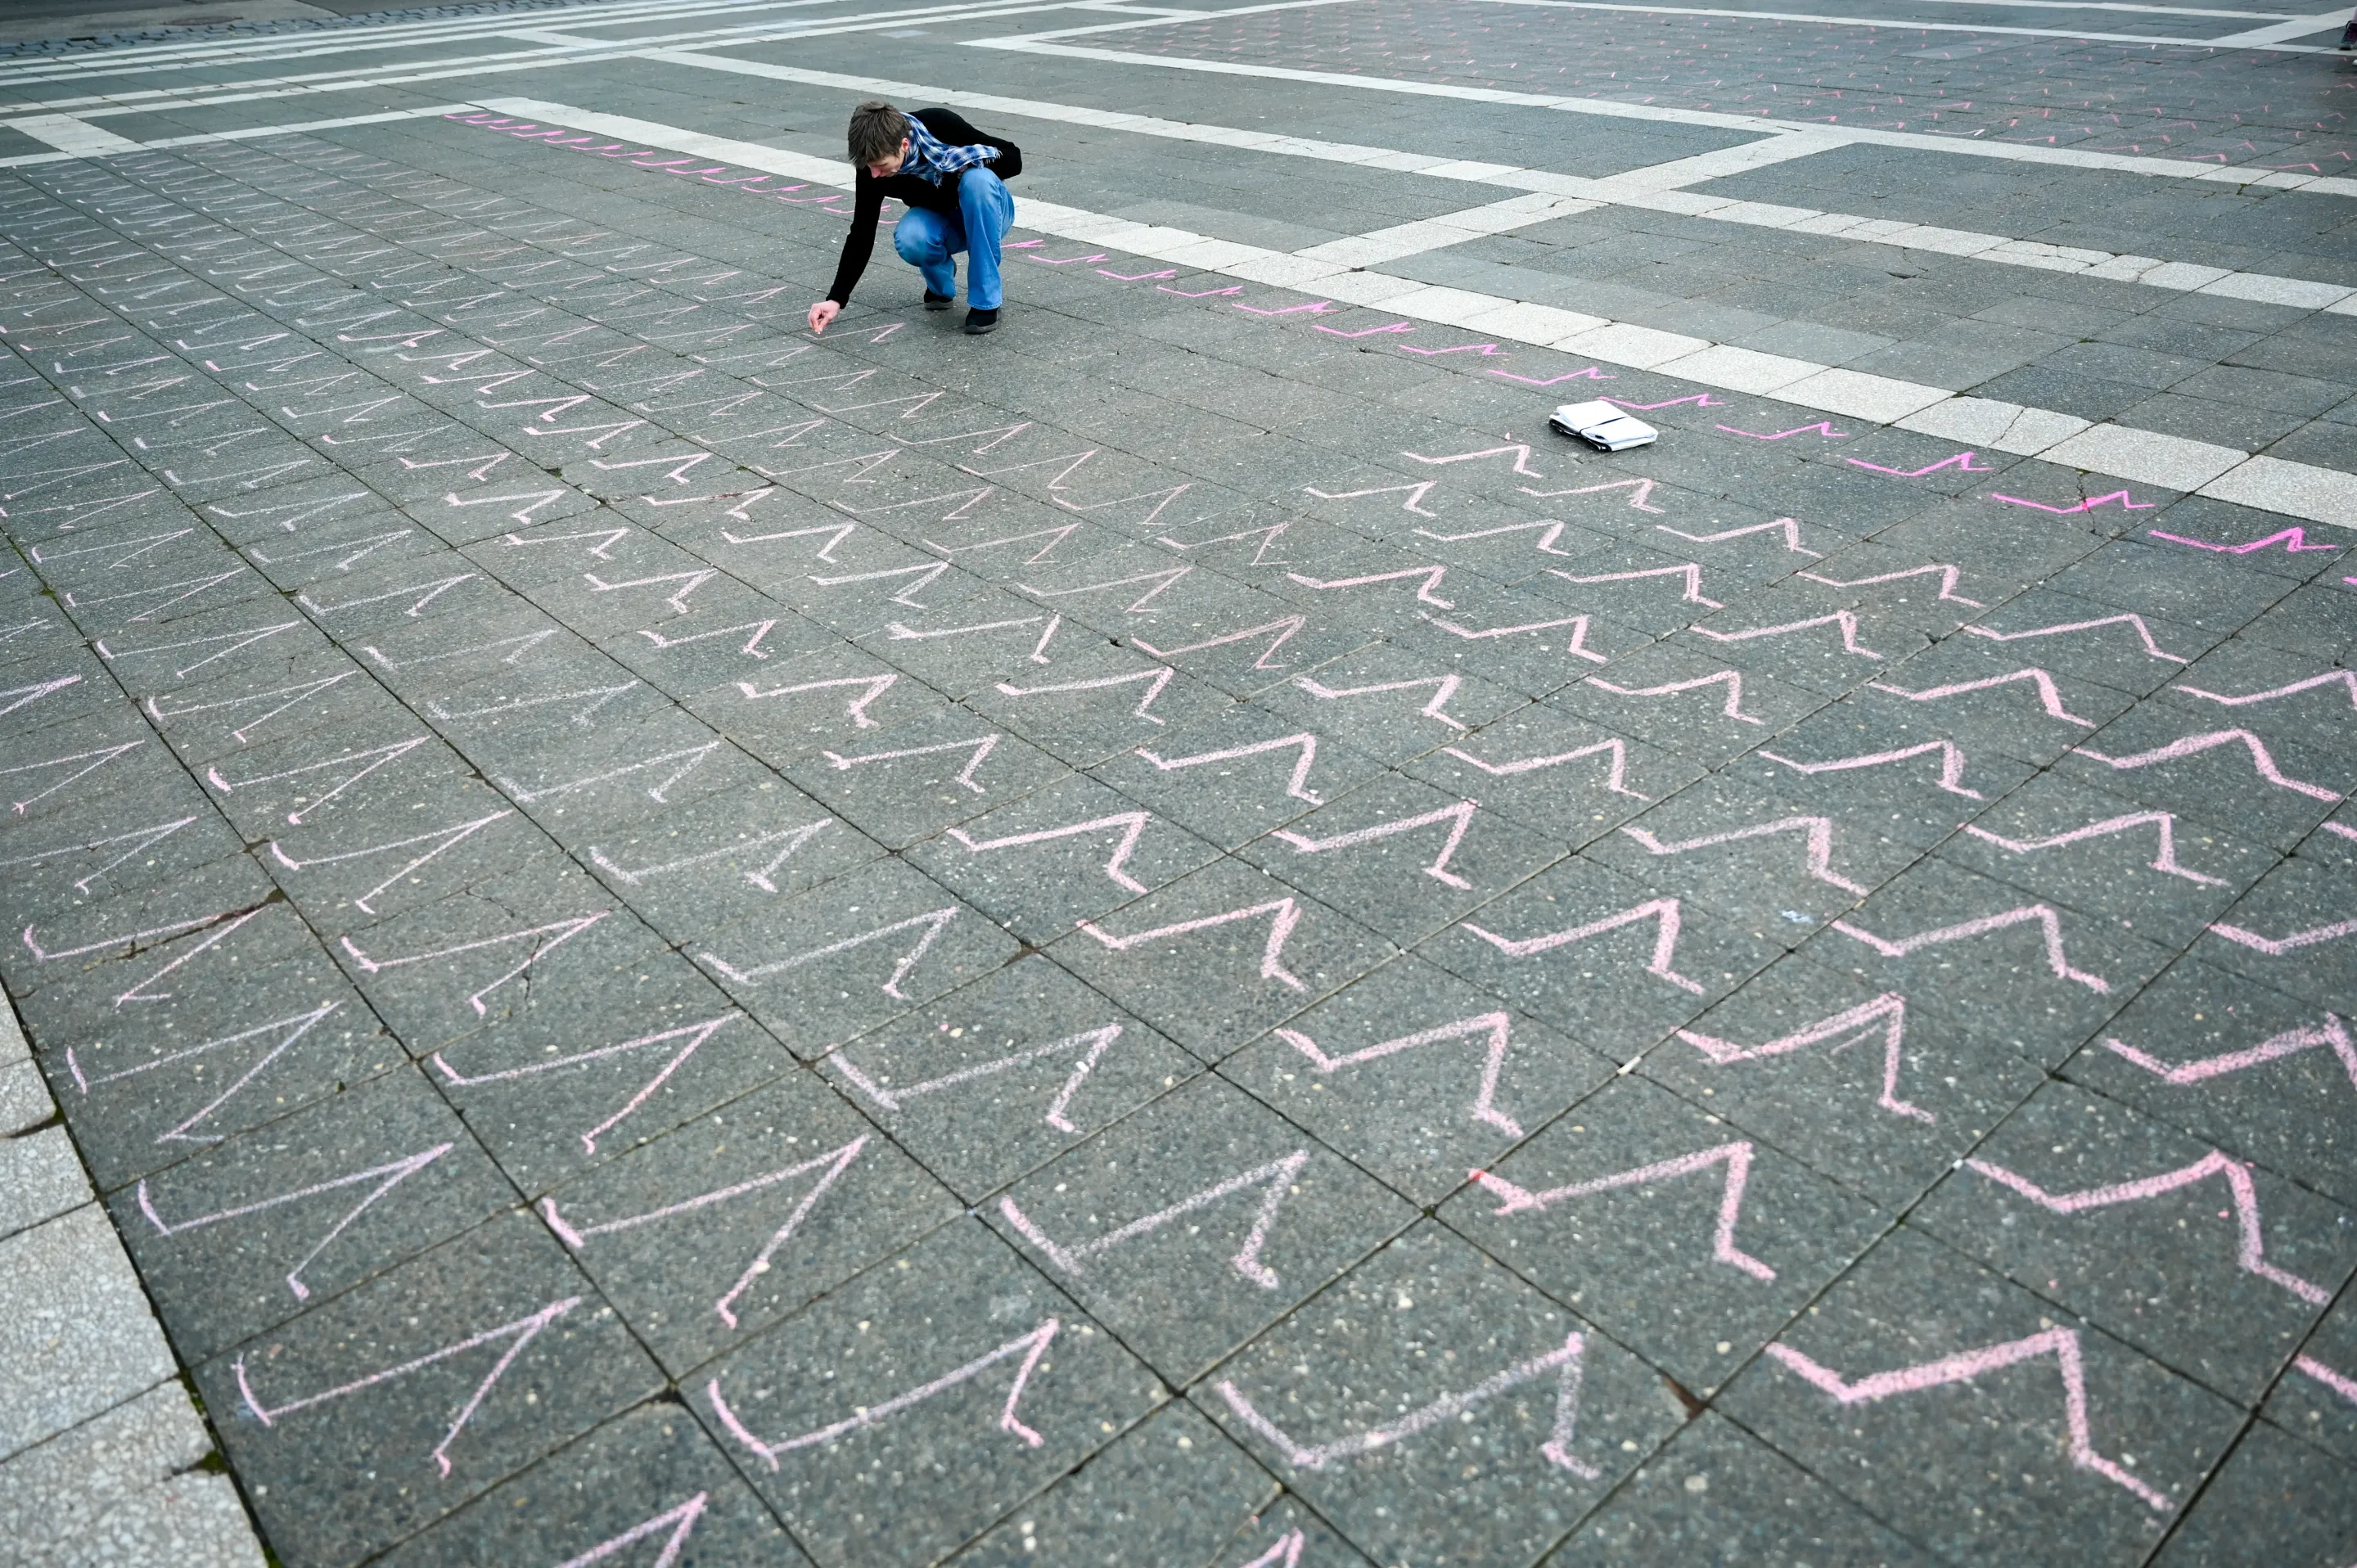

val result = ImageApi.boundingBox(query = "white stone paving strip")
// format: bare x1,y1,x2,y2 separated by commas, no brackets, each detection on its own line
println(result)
0,1001,266,1568
1475,0,2343,48
472,92,2357,529
968,25,2357,196
0,104,486,169
4,114,139,156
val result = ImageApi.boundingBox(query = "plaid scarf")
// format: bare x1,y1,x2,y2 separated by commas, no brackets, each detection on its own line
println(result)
899,115,999,186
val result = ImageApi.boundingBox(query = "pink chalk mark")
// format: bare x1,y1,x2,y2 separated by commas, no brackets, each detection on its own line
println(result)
1832,904,2108,992
1696,610,1882,660
1962,811,2225,886
139,1144,450,1301
1293,673,1469,729
1870,668,2094,727
822,735,1001,795
1963,614,2188,664
1421,611,1608,660
1990,489,2156,516
2176,669,2357,710
1077,897,1307,989
1717,421,1849,440
2072,729,2338,802
2296,1354,2357,1405
1216,1331,1597,1476
1233,1529,1306,1568
1490,366,1615,386
1798,563,1985,607
65,1003,342,1147
734,671,897,728
237,1296,579,1477
1160,285,1244,298
1621,815,1866,895
1517,478,1665,512
949,810,1154,893
1764,1329,2169,1510
1234,300,1336,316
341,912,608,1016
1303,480,1438,516
271,810,515,914
1471,1142,1773,1280
1444,738,1645,797
1028,252,1108,265
544,1138,867,1328
1137,733,1325,804
994,667,1174,724
2148,526,2336,555
588,820,831,894
1760,739,1982,800
1411,519,1580,558
1462,897,1701,994
433,1013,741,1155
1097,268,1178,281
1656,517,1818,556
1404,442,1544,478
1398,341,1507,357
1135,616,1306,671
1966,1151,2328,1304
552,1493,707,1568
1274,799,1480,890
1584,669,1763,725
831,1024,1123,1133
1607,394,1724,410
1314,320,1417,340
1845,451,1991,478
2104,1014,2355,1089
1548,561,1720,608
1679,994,1931,1122
1280,1012,1524,1133
2208,914,2357,954
1287,563,1454,608
701,908,958,998
709,1319,1059,1467
1001,1151,1309,1287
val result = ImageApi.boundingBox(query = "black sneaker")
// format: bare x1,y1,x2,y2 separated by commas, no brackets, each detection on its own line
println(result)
923,290,953,310
962,307,998,336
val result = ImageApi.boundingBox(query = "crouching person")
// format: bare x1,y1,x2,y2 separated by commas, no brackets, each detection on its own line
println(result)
806,99,1021,338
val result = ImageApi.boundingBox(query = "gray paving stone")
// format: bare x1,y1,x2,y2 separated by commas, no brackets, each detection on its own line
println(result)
0,1204,179,1464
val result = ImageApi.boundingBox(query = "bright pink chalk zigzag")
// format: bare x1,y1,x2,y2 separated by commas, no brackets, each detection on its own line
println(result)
1471,1142,1773,1279
1965,1152,2328,1303
2105,1014,2357,1089
1679,994,1930,1122
1764,1328,2170,1509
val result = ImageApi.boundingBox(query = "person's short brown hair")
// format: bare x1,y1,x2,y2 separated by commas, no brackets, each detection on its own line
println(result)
848,100,910,167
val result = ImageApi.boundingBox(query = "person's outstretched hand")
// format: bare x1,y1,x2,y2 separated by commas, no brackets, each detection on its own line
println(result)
808,300,840,336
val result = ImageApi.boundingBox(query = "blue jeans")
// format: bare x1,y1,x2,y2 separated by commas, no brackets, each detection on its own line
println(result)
890,168,1012,310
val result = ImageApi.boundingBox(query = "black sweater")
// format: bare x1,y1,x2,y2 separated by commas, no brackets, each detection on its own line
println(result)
824,108,1023,306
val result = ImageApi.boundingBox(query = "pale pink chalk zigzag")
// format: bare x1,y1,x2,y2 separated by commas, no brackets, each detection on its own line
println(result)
1460,897,1703,993
1831,904,2111,992
2071,730,2338,803
1620,816,1867,895
1678,994,1931,1121
1471,1142,1773,1279
1962,810,2227,886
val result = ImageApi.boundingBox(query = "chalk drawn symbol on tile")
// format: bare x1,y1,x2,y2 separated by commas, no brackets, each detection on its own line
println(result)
708,1318,1060,1467
1963,1152,2328,1303
1758,739,1983,800
1677,994,1931,1121
66,1002,344,1147
831,1024,1124,1133
1831,904,2110,992
1959,811,2226,885
1217,1331,1598,1476
543,1138,866,1327
431,1012,743,1154
235,1296,580,1476
1273,799,1480,889
701,908,958,998
1763,1327,2168,1509
1461,898,1702,994
1076,898,1307,990
2103,1014,2355,1089
1471,1142,1773,1279
340,912,610,1016
1277,1012,1529,1134
138,1144,453,1300
1000,1150,1309,1288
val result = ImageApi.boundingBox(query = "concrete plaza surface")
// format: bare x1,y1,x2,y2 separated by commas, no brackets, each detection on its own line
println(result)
2,0,2356,1560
